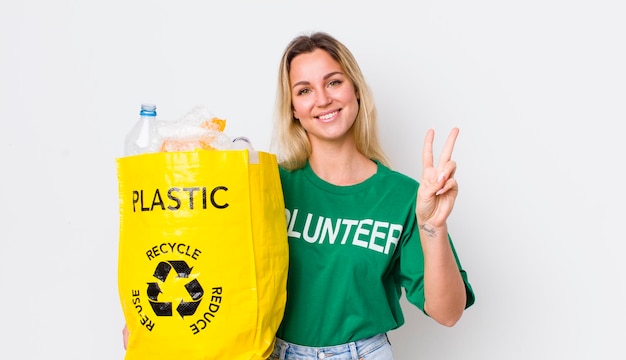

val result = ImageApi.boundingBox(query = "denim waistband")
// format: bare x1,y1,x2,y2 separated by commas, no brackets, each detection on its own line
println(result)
274,333,390,359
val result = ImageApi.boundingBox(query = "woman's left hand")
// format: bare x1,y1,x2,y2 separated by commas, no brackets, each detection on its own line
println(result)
416,128,459,228
122,324,129,350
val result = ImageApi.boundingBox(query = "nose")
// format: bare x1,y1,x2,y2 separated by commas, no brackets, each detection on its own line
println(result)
315,90,332,107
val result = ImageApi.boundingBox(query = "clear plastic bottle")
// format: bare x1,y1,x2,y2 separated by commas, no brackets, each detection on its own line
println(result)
124,103,161,156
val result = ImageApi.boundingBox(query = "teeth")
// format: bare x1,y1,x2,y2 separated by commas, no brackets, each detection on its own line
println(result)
318,111,337,120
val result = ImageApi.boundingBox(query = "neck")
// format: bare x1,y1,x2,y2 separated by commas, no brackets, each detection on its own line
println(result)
308,146,377,186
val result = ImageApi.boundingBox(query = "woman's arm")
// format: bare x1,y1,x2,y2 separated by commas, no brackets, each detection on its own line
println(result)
419,222,466,326
416,128,467,326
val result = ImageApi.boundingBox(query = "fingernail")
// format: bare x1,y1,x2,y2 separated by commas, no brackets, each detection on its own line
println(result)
436,188,444,196
437,172,444,183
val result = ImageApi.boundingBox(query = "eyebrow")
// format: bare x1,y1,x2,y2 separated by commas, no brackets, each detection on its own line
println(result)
292,71,344,90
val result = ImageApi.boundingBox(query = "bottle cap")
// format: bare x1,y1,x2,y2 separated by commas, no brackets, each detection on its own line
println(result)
140,103,157,116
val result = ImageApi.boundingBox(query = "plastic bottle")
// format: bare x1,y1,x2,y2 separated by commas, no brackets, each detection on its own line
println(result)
124,103,161,156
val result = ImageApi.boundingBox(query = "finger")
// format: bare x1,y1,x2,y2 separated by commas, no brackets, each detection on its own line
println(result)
437,128,459,168
436,177,458,196
422,129,435,169
438,160,457,181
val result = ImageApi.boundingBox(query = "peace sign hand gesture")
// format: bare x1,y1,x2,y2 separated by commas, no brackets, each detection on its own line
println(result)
416,128,460,229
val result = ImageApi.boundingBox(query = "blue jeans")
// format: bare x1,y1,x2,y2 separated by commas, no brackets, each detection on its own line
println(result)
268,333,394,360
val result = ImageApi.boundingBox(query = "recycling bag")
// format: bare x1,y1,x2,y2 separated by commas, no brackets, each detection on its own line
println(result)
116,150,288,360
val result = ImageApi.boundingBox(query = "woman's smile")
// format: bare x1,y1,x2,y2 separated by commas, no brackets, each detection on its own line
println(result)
316,110,340,122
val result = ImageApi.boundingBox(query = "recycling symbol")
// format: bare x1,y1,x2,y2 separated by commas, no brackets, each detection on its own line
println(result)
147,260,204,318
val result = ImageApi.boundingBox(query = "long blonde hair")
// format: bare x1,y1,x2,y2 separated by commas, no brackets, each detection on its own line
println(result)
271,32,391,170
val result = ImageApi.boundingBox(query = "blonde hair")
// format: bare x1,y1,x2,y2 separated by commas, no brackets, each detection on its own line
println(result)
271,32,391,170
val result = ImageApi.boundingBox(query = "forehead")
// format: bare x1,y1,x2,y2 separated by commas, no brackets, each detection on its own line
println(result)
289,49,343,83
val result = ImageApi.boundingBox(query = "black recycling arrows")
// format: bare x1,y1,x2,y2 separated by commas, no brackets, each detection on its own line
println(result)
147,260,204,318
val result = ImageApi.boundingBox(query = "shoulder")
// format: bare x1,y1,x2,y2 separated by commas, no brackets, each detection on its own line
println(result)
278,165,290,175
279,165,303,185
376,162,419,190
279,165,297,178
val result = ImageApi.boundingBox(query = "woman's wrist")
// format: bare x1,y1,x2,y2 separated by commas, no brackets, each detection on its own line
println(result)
418,221,448,239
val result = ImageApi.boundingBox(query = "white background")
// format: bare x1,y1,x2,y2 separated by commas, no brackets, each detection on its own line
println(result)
2,1,625,359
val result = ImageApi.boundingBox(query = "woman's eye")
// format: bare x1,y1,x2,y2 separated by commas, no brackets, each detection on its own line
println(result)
297,88,310,96
328,79,342,87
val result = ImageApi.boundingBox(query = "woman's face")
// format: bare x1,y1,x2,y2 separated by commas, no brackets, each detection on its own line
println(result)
289,48,359,146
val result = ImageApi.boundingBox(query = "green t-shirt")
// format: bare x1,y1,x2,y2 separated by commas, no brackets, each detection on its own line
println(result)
276,161,475,347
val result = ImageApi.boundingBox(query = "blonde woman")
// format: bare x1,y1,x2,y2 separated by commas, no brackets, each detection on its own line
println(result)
268,32,475,359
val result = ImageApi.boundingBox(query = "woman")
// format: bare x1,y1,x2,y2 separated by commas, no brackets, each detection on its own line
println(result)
268,32,475,359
